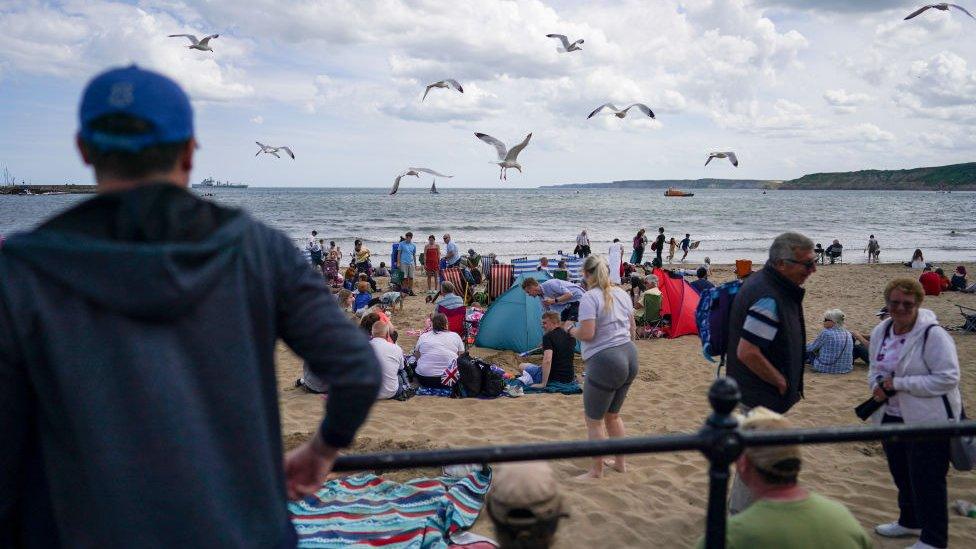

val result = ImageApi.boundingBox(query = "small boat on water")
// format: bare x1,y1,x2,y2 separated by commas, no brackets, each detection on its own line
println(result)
664,187,694,197
430,180,439,194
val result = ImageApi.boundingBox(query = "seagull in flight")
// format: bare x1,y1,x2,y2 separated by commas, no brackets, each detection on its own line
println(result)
904,3,975,19
546,34,584,52
705,152,738,167
390,168,452,195
422,79,464,102
475,132,532,180
255,142,295,159
168,33,220,52
587,103,655,119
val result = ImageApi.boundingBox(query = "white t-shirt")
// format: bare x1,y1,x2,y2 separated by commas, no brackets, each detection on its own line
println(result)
415,330,465,377
370,337,405,400
577,286,633,360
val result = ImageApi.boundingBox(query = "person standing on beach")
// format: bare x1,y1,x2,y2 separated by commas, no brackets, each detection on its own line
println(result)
576,229,591,258
398,232,418,296
608,238,624,285
680,233,691,262
0,66,381,546
423,235,441,293
353,239,377,292
307,230,323,270
725,231,816,514
866,235,880,263
630,229,647,265
564,255,638,479
654,227,665,263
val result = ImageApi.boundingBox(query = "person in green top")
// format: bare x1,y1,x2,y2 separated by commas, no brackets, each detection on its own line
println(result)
697,407,872,549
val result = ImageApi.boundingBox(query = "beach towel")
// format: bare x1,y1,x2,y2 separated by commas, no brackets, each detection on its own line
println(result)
289,470,492,548
415,386,455,397
506,378,582,395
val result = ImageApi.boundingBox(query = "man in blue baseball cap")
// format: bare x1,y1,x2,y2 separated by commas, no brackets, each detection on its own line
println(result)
0,65,380,547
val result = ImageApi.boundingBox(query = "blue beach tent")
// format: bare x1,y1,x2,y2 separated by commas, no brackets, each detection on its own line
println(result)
475,271,581,354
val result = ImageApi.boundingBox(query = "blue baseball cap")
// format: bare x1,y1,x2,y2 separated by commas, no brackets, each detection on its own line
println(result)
78,65,194,152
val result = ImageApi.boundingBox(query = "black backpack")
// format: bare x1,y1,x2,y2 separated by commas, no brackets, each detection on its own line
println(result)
453,353,505,398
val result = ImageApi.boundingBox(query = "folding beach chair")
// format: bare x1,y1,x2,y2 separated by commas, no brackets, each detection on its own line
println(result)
441,267,470,304
960,305,976,333
437,304,467,341
489,264,514,302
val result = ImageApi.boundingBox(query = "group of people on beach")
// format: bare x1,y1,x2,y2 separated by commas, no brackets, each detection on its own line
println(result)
2,67,971,549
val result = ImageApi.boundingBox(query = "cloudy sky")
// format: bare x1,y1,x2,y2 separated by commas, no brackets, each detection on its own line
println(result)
1,0,974,188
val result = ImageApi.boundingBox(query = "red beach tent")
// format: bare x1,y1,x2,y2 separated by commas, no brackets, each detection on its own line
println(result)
653,268,700,339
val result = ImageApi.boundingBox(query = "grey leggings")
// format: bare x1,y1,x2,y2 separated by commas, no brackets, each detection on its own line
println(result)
583,342,639,420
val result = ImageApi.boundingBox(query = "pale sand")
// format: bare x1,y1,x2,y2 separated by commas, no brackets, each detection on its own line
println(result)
277,263,976,548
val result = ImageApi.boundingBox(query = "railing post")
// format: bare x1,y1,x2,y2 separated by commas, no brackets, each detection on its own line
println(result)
699,377,742,549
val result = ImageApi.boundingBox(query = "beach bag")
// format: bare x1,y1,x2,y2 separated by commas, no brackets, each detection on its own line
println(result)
920,326,976,471
452,353,505,398
695,280,743,373
650,240,659,252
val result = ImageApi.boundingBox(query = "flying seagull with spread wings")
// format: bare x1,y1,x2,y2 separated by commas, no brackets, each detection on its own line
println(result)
422,79,464,102
546,33,584,52
904,3,975,20
255,142,295,159
475,132,532,180
705,152,738,167
587,103,655,119
390,168,453,195
168,33,220,52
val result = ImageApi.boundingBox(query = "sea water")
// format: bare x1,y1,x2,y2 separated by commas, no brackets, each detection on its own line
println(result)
2,187,974,264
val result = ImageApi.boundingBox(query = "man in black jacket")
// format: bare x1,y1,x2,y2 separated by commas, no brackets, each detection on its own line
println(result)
725,231,816,513
0,66,381,547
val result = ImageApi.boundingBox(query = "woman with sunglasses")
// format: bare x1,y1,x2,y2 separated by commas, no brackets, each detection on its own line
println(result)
867,278,961,549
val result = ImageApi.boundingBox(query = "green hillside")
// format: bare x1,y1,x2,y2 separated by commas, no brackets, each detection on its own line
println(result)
781,162,976,190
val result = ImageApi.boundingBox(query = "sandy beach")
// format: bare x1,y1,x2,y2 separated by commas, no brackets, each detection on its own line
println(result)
277,262,976,548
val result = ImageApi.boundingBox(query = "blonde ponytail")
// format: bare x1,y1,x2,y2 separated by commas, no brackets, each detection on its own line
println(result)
583,255,613,313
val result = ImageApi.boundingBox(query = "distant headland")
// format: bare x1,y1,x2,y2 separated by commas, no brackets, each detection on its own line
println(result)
542,162,976,191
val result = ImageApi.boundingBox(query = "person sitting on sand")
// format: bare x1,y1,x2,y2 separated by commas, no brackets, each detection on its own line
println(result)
370,321,408,400
695,408,872,549
806,309,854,374
336,288,354,313
353,281,372,313
935,268,951,292
518,312,576,389
522,277,585,322
919,266,942,296
825,239,843,264
413,313,465,388
814,243,825,264
907,249,927,269
342,262,358,290
487,461,568,549
374,261,390,277
689,267,715,296
432,280,464,310
950,266,968,291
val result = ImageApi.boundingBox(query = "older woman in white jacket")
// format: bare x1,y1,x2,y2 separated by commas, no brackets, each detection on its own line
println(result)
868,278,961,549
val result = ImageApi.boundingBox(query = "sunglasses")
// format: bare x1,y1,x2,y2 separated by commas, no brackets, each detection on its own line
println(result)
886,299,917,310
823,318,833,322
784,258,817,271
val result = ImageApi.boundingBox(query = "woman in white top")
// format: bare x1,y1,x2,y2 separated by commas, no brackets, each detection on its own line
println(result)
868,278,961,548
413,313,465,388
565,255,638,479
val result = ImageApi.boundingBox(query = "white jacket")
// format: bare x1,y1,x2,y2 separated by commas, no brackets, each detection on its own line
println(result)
868,309,962,425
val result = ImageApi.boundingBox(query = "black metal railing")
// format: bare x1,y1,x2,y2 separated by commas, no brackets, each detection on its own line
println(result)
331,378,976,548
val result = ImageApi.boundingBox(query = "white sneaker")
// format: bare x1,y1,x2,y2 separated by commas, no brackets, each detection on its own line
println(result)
905,542,939,549
875,522,921,538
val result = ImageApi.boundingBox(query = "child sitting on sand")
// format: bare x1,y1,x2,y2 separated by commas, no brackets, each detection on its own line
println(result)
353,281,372,313
374,261,390,277
951,266,968,291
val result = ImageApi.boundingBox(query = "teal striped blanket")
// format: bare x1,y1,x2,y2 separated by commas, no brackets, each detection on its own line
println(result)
289,470,491,548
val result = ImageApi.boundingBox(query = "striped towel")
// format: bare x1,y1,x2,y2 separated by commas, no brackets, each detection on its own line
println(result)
289,470,492,548
511,256,583,282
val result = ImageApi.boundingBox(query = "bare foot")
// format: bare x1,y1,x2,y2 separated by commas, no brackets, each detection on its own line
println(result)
575,469,603,480
602,458,627,473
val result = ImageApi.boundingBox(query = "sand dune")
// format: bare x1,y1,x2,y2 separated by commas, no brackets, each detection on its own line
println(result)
278,263,976,547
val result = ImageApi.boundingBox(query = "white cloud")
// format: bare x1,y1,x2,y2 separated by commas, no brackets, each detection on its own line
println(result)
823,88,872,114
894,51,976,122
250,115,264,124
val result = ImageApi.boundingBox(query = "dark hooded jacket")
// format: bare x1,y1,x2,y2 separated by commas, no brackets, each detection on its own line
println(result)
0,184,380,547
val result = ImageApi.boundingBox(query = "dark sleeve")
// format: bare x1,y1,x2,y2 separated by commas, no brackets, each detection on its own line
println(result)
0,283,29,529
272,232,381,448
542,332,554,351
